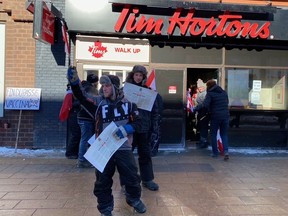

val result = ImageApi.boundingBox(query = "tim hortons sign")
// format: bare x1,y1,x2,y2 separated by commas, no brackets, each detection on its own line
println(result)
114,6,271,39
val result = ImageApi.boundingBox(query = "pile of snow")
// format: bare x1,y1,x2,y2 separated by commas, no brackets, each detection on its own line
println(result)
0,147,287,158
0,147,65,158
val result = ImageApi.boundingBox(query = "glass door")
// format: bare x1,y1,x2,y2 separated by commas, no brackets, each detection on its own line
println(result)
81,65,133,89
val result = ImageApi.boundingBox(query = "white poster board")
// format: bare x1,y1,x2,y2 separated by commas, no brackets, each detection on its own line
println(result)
123,83,157,111
84,121,127,172
5,88,41,110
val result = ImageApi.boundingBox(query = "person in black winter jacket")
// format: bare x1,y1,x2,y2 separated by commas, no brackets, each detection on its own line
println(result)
67,67,146,216
76,74,99,168
194,80,230,160
123,65,160,191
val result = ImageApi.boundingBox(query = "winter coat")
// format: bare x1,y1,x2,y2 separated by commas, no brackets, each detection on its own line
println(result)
125,72,160,133
194,84,229,120
77,81,98,122
71,83,141,150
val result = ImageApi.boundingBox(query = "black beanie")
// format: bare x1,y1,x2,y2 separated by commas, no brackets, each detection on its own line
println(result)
87,74,99,83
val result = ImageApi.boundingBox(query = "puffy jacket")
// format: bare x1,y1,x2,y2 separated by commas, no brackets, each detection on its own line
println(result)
77,81,98,122
71,83,141,150
195,84,229,120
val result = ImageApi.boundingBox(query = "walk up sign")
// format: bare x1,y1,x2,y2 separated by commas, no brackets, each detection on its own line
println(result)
4,88,41,152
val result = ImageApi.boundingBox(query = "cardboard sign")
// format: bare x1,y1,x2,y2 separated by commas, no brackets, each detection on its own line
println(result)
5,88,41,110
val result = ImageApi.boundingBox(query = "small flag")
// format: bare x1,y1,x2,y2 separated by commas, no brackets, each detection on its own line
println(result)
146,69,156,90
217,129,224,155
61,20,70,54
186,96,194,113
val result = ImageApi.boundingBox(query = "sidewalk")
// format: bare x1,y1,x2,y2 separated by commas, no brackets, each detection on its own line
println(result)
0,146,288,216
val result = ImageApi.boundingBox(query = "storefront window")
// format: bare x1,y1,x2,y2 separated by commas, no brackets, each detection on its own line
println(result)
225,68,288,130
226,68,288,110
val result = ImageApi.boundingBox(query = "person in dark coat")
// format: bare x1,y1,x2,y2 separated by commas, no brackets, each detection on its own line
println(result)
76,74,99,168
64,84,81,159
123,65,160,191
67,67,146,216
194,79,230,160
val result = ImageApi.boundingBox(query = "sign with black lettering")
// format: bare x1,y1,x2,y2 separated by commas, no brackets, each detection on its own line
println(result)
4,88,41,110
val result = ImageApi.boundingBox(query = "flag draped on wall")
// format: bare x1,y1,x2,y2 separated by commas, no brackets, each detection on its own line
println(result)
146,69,156,90
61,20,70,55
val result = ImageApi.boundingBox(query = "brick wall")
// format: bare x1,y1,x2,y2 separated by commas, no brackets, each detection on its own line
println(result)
33,0,68,149
0,0,68,149
0,0,35,148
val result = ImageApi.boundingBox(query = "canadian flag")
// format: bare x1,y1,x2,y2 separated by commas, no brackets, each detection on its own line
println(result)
61,20,70,54
217,129,224,155
59,89,73,122
146,69,156,90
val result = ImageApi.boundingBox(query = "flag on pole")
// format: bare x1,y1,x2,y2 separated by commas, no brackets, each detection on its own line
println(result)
146,69,156,90
217,129,224,155
61,20,70,55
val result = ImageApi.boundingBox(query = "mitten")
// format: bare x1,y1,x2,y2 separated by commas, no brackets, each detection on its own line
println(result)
67,66,80,85
113,124,135,140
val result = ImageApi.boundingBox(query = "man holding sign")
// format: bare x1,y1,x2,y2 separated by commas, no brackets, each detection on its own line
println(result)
123,65,160,191
67,67,146,216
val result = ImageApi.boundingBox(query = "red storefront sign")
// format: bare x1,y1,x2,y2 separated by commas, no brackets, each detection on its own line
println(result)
115,6,270,39
41,3,55,44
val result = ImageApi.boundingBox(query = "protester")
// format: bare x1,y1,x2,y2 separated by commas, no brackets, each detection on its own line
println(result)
194,79,230,160
77,73,98,168
123,65,160,191
195,79,209,149
59,84,81,159
67,66,146,216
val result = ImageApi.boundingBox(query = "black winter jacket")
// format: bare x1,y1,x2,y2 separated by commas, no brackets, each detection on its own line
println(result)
77,81,98,122
71,83,141,150
195,85,229,120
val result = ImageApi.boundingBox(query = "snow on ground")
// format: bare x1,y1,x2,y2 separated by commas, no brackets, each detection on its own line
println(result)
0,146,287,158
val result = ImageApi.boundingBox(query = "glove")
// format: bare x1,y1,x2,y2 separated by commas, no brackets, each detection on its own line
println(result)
67,66,80,85
113,124,135,140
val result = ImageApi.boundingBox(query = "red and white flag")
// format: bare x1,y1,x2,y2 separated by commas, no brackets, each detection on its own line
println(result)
61,20,70,55
146,69,156,90
217,129,224,155
186,96,194,113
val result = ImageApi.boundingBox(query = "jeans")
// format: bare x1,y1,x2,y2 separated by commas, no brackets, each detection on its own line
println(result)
210,118,229,156
77,119,95,162
94,150,141,214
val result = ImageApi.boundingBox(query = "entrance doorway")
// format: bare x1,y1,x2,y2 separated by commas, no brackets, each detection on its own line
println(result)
186,68,218,142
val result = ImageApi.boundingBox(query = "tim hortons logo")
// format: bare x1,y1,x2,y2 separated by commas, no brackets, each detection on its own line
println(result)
88,41,108,58
114,6,271,39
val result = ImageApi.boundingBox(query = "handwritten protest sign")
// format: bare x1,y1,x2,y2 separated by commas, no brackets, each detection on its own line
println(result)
123,83,157,111
4,88,41,110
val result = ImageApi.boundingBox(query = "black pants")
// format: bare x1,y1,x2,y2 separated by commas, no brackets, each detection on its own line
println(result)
134,132,154,182
197,112,209,142
93,150,141,214
66,110,81,157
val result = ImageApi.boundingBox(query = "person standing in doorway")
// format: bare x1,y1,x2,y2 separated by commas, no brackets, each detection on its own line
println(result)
77,73,99,168
124,65,160,191
194,79,230,160
195,79,210,149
